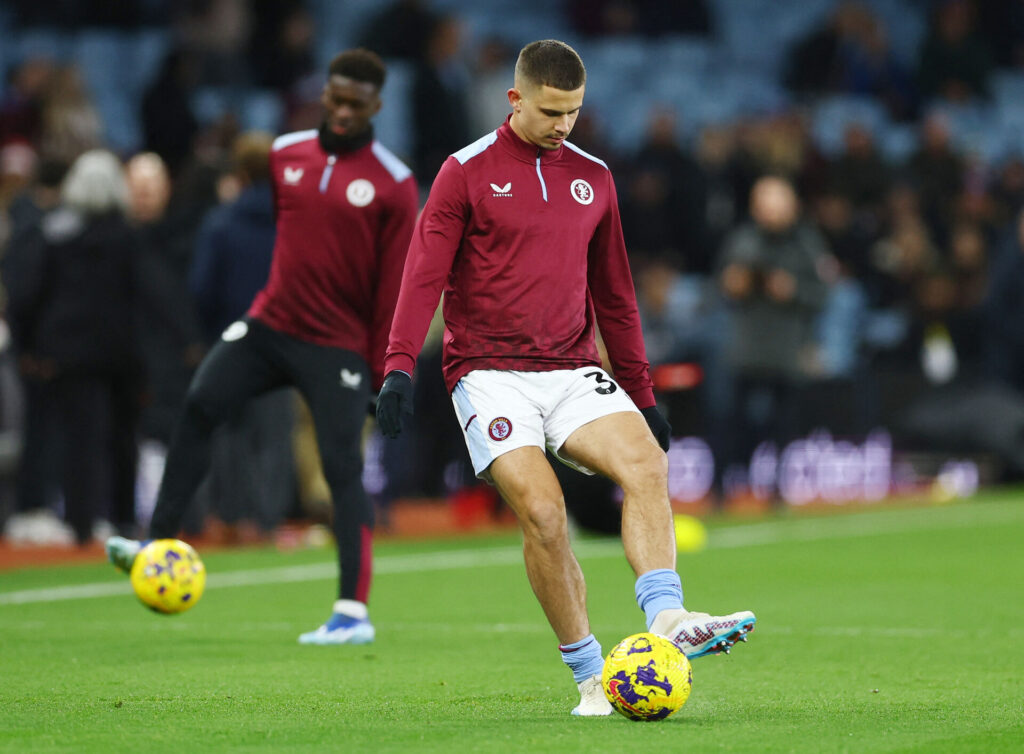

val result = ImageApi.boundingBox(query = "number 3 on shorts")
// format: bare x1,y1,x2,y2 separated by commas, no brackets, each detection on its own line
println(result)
584,371,618,395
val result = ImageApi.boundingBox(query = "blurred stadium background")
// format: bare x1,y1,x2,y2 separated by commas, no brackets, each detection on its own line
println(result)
3,0,1024,550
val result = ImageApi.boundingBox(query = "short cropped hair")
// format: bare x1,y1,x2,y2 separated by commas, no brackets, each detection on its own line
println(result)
514,40,586,91
232,131,273,184
328,48,386,89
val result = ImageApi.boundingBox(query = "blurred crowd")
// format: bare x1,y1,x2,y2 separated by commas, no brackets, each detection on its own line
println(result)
4,0,1024,545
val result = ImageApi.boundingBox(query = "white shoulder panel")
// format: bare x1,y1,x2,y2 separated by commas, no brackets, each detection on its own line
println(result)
563,140,609,170
272,129,318,152
371,141,413,183
452,131,499,165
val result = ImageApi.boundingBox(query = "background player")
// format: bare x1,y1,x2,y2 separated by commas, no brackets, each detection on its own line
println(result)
107,49,419,645
377,39,755,714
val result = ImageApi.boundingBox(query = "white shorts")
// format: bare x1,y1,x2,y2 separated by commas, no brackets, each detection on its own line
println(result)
451,367,641,478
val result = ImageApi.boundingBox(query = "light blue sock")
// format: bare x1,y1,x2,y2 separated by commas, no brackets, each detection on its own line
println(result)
559,634,605,683
635,569,684,630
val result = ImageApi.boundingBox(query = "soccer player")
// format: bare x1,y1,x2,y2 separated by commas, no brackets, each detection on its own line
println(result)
376,40,755,715
106,49,419,645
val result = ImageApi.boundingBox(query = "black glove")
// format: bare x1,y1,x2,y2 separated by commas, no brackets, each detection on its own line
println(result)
641,405,672,452
376,371,414,438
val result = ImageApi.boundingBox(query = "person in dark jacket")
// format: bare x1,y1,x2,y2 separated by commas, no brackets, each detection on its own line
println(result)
5,150,143,544
1,158,67,538
126,152,206,448
718,175,832,472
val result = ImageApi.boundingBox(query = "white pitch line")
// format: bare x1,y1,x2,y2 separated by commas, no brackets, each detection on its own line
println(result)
1,501,1021,607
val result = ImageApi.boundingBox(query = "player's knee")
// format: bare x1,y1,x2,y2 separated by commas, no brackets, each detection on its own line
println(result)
517,499,569,545
617,445,668,492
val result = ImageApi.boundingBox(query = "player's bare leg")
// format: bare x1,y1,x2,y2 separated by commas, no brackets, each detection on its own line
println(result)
489,446,589,643
561,411,674,575
488,446,611,715
561,411,755,658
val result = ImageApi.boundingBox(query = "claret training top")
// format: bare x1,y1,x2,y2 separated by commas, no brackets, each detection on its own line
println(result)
385,118,655,408
249,128,419,389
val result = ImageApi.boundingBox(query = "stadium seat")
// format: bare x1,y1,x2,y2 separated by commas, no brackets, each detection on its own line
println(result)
878,122,918,162
74,30,128,91
240,90,285,134
811,95,890,156
13,28,73,64
864,0,926,66
96,92,141,153
191,87,232,125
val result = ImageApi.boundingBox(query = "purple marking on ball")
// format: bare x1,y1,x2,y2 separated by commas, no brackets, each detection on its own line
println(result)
181,594,191,601
158,586,166,594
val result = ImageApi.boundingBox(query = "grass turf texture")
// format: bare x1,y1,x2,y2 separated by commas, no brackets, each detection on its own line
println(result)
1,493,1022,753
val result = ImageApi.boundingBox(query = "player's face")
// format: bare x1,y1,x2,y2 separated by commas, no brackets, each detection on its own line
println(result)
508,83,585,150
320,75,381,138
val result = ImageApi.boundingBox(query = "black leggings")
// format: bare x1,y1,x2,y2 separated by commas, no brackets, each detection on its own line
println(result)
149,318,373,603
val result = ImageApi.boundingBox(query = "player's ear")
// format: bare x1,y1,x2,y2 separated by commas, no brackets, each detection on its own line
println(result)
508,87,522,113
369,93,382,117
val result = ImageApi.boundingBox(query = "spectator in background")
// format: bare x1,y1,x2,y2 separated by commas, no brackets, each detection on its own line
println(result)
173,0,250,87
867,222,989,387
989,156,1024,229
812,188,875,282
867,186,939,309
917,0,995,103
412,16,470,188
4,150,143,544
621,108,709,272
906,111,965,241
811,188,875,378
190,135,275,342
358,0,438,62
0,142,37,221
826,123,892,234
38,66,103,165
248,0,316,93
834,7,917,121
695,125,744,260
635,259,711,374
0,156,67,544
948,222,989,323
141,48,200,176
783,2,917,119
0,59,53,148
126,152,205,449
188,131,294,538
784,1,875,96
3,157,65,247
718,176,832,469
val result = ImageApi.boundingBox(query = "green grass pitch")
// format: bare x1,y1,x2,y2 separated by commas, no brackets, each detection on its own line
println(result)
1,492,1023,753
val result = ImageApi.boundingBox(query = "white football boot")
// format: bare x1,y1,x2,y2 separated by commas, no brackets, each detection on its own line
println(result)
661,610,756,659
571,674,613,716
105,536,142,573
298,599,375,645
